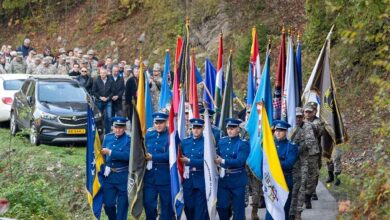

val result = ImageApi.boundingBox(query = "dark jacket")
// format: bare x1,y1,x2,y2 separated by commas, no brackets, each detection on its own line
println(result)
16,45,33,57
92,76,114,101
76,75,93,94
110,75,125,100
125,76,138,105
69,71,81,77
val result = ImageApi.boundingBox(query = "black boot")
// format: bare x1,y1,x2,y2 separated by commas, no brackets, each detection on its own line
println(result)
259,196,266,208
326,171,334,183
334,172,341,186
312,192,318,200
305,195,312,209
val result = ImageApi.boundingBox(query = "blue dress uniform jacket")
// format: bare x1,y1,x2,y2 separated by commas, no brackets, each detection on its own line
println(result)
216,136,250,220
265,138,298,220
181,135,209,220
211,125,222,145
143,128,173,220
102,132,131,220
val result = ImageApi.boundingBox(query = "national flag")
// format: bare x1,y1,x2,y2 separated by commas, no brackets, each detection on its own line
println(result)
203,58,216,110
178,20,191,99
177,89,186,180
273,27,286,120
145,73,153,130
173,36,183,113
189,49,200,118
136,61,146,136
203,109,218,219
168,102,184,219
250,27,261,90
214,33,224,125
261,103,289,220
159,50,172,110
128,105,147,219
302,26,348,159
296,33,303,104
281,36,297,134
218,51,234,131
86,106,104,219
246,63,256,106
246,52,272,179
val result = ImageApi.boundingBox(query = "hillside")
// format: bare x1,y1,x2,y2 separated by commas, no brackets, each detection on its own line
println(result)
0,0,389,219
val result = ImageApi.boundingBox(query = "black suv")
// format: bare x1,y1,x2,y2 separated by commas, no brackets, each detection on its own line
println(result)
10,75,102,145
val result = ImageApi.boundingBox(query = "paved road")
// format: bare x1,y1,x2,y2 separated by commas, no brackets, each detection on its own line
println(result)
248,181,338,220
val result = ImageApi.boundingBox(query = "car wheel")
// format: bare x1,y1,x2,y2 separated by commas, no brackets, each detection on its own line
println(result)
30,122,40,146
10,112,19,136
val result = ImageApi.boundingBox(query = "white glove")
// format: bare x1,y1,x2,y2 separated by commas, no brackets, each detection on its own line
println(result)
219,167,225,178
146,161,153,170
183,166,190,179
104,166,111,177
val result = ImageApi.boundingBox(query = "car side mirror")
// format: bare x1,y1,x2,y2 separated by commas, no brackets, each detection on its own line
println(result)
27,96,33,105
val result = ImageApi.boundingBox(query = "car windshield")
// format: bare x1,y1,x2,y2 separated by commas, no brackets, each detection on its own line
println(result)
3,79,25,90
38,81,87,103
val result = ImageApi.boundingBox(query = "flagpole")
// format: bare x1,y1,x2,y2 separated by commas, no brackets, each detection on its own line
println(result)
201,81,217,107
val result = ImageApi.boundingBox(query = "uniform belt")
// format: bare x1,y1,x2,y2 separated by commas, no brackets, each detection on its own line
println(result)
190,167,203,172
154,162,168,165
225,168,244,174
110,166,128,172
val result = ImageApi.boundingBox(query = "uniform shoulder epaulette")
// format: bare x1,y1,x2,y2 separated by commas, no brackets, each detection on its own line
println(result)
147,127,156,132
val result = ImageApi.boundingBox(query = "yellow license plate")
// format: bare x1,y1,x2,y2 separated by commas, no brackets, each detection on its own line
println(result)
66,129,86,134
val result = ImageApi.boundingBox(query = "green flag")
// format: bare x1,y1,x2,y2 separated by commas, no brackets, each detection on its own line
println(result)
219,51,234,132
128,104,147,219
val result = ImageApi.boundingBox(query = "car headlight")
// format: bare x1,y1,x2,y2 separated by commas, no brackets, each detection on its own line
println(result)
38,110,57,120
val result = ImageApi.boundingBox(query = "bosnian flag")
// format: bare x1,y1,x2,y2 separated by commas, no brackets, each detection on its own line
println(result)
169,102,184,218
251,27,261,90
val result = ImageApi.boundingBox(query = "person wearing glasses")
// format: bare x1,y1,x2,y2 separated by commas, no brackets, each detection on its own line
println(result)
76,67,93,94
215,118,250,220
180,118,209,220
143,112,173,220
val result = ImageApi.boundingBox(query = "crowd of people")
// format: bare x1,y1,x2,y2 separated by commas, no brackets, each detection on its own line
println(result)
1,37,166,134
1,38,342,220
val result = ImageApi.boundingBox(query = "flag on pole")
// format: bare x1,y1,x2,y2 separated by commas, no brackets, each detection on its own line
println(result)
214,33,224,125
250,27,261,90
173,36,183,113
189,49,200,118
136,61,146,136
203,109,218,219
296,34,303,104
86,106,104,220
203,58,216,110
246,52,272,179
302,26,348,159
177,89,186,180
218,51,234,131
178,19,191,99
246,63,256,106
159,50,172,110
145,73,153,130
273,27,286,120
128,104,147,219
261,103,289,220
281,36,297,134
168,102,184,219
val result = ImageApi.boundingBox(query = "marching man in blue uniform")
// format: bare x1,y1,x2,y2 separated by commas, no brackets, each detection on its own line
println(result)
215,118,250,220
199,108,222,144
180,118,209,220
101,117,131,220
143,112,173,220
265,120,299,220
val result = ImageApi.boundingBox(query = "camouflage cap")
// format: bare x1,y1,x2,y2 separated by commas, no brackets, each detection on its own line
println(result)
296,107,303,116
309,101,318,110
16,51,23,57
304,103,314,112
59,48,66,53
87,49,95,55
35,54,44,60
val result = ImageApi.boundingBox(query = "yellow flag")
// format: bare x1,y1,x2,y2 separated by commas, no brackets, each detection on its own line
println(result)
136,62,146,136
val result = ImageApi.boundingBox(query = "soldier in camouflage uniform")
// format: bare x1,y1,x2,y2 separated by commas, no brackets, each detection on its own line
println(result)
26,55,42,75
303,103,322,209
35,57,57,75
327,147,342,186
149,63,162,112
8,52,27,73
289,107,317,220
56,55,70,75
